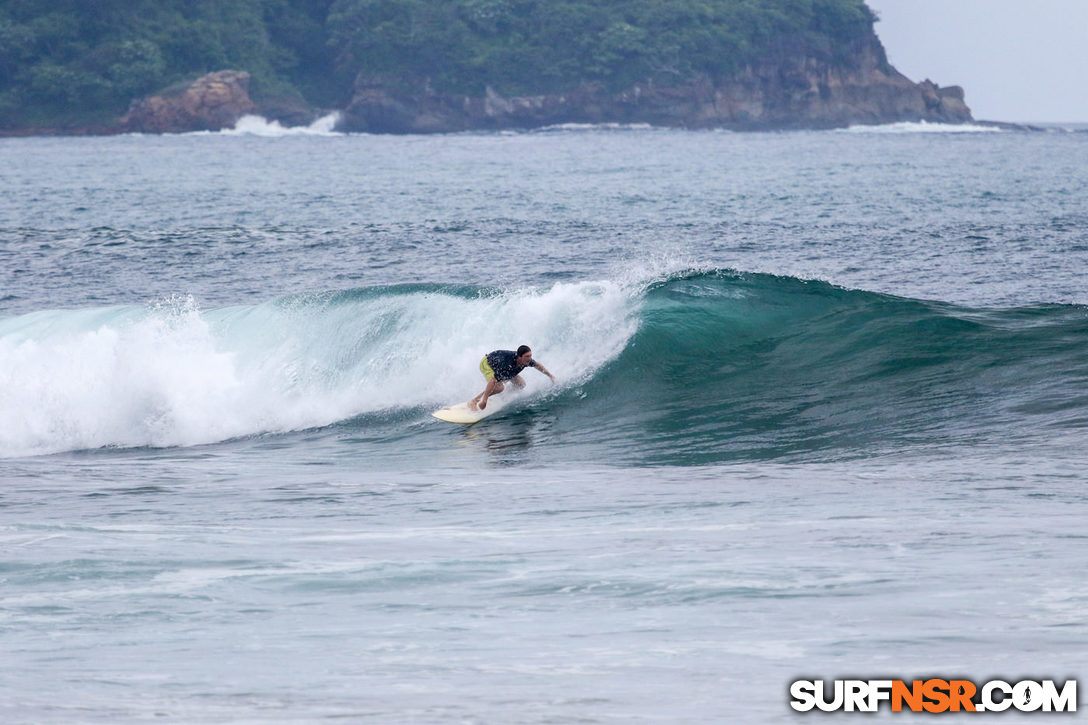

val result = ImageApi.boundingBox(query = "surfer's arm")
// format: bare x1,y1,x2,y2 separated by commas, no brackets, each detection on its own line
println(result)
534,362,556,382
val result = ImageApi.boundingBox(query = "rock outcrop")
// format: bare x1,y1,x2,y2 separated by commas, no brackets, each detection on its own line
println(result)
338,39,972,134
121,71,257,134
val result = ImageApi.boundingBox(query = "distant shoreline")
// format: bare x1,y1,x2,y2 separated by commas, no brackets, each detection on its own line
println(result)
2,118,1076,139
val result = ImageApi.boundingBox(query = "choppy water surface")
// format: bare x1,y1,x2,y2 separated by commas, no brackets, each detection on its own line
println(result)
1,123,1086,722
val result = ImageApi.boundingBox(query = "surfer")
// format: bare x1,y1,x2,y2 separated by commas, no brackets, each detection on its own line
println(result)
470,345,555,411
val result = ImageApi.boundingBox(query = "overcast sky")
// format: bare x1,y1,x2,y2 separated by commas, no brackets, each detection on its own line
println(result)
865,0,1088,122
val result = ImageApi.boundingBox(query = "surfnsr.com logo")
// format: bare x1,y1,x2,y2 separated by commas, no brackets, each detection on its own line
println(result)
790,679,1077,713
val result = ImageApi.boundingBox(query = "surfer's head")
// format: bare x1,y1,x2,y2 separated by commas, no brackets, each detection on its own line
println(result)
516,345,532,363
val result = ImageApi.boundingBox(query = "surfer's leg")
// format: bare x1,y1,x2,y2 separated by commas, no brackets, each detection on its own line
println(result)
510,374,526,390
477,380,504,409
471,379,504,410
471,357,500,410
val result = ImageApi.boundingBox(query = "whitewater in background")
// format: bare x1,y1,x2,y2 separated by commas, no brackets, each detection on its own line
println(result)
842,120,1003,133
1,124,1086,723
220,112,343,137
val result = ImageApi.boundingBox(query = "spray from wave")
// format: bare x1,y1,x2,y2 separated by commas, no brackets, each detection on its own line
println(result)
184,112,345,137
0,281,637,457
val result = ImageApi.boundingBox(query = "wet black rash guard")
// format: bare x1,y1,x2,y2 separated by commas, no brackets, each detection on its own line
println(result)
486,350,538,382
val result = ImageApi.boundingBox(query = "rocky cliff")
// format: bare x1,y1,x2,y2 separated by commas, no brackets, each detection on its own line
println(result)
338,38,971,134
120,71,258,134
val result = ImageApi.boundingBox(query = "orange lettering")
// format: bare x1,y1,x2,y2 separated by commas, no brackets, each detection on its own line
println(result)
948,680,977,712
892,680,924,712
922,679,951,713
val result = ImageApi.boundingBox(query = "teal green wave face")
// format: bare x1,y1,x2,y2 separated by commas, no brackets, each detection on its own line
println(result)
552,270,1088,464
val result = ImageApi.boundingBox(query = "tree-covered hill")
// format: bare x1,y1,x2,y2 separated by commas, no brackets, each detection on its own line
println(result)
0,0,884,130
0,0,336,128
328,0,879,95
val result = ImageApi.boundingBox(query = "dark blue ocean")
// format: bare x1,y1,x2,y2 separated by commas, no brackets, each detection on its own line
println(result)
1,118,1086,722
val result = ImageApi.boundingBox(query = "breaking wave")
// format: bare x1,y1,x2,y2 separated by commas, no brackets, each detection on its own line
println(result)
3,270,1086,460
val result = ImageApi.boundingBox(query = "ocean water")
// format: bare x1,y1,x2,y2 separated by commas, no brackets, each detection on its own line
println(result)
1,122,1086,722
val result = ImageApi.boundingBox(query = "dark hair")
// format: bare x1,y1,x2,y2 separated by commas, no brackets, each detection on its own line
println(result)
516,345,531,357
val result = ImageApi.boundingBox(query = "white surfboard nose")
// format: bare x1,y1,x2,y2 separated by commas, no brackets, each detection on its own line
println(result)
433,397,510,424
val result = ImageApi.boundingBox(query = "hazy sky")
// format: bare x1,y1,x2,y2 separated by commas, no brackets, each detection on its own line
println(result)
865,0,1088,122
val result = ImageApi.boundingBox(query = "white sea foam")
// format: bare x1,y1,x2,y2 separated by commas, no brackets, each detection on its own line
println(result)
222,112,343,137
841,120,1002,134
0,282,638,457
533,122,658,133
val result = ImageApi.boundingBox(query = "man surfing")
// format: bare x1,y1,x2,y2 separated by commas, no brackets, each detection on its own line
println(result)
470,345,555,411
